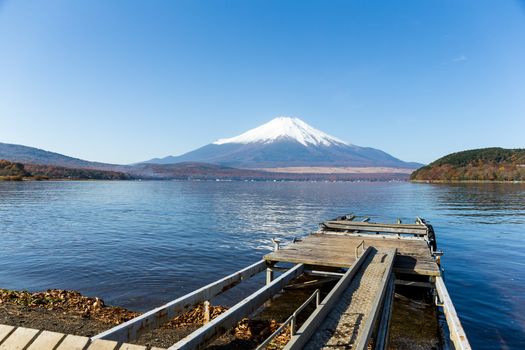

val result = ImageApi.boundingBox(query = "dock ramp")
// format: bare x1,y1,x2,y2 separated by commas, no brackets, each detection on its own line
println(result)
285,247,396,350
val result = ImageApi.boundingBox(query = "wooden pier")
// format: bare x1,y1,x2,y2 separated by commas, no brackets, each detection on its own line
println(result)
0,215,470,350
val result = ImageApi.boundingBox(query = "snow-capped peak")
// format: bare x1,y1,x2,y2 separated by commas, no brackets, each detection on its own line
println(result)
213,116,349,147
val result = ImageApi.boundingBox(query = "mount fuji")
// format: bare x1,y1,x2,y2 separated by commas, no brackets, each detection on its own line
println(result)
145,117,421,169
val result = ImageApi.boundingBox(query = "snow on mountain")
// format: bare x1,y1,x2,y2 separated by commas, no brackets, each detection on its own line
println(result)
213,116,348,147
144,116,422,169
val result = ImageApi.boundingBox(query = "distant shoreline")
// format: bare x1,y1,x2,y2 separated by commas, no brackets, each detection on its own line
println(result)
411,179,525,184
0,177,411,183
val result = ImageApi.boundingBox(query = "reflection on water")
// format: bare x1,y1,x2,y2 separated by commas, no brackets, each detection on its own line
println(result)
0,181,524,349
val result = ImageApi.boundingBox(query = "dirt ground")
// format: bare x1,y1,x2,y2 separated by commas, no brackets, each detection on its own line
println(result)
0,288,288,349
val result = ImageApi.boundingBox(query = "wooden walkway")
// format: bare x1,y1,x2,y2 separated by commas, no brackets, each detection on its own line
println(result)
264,233,440,276
0,324,164,350
303,248,395,350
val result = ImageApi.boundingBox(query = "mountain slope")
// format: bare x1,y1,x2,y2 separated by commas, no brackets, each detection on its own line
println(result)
146,117,420,168
0,142,121,170
410,148,525,181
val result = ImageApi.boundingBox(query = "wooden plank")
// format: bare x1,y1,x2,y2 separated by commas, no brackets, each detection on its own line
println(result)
93,259,267,343
0,325,15,344
87,339,118,350
284,248,371,350
322,221,428,235
0,327,39,350
117,344,147,350
289,234,430,251
436,276,471,350
171,263,305,350
324,220,428,230
26,330,65,350
56,334,90,350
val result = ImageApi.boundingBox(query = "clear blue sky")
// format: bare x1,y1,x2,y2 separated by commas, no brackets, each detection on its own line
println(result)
1,1,524,164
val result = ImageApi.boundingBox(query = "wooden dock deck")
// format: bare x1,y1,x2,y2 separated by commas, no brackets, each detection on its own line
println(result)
264,232,440,276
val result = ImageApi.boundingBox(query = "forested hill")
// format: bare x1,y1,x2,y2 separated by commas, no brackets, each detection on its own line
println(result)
410,148,525,182
0,160,131,181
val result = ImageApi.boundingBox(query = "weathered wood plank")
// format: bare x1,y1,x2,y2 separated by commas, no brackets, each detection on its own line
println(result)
322,221,428,235
0,325,15,344
94,259,267,343
171,263,305,350
324,220,428,229
56,334,90,350
0,326,40,350
26,330,65,350
87,339,118,350
117,344,147,350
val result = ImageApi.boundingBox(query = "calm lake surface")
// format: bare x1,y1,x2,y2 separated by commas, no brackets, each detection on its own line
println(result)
0,181,523,349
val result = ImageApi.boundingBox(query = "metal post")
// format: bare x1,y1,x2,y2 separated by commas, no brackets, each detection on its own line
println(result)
203,301,211,323
266,268,274,285
272,238,281,251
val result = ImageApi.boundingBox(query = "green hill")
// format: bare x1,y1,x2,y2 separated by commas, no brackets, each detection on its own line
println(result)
410,148,525,182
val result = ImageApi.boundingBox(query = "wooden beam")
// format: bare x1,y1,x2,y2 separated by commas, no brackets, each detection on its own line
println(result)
436,276,471,350
322,221,428,235
93,260,267,343
283,247,371,350
170,263,305,350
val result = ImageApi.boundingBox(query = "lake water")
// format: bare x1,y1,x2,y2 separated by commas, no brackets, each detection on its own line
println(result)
0,181,523,349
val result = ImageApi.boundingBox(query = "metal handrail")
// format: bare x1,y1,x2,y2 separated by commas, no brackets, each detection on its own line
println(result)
256,289,321,350
355,240,366,258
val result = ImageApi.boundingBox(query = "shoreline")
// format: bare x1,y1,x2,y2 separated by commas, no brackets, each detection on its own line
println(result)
411,179,525,184
0,288,287,349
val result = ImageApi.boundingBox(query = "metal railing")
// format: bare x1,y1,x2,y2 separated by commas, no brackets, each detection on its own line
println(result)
355,240,366,258
256,289,321,350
